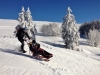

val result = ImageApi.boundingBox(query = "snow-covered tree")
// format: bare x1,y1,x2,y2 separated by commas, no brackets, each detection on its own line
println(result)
18,6,26,28
25,7,35,40
79,20,100,38
41,23,61,36
87,29,100,47
14,6,26,36
62,7,80,50
34,24,37,34
14,6,35,40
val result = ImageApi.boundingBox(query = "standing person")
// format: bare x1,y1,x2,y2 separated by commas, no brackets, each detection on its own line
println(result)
16,28,30,53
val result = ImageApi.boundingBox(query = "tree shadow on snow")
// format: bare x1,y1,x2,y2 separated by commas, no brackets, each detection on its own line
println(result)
0,48,33,59
36,33,43,36
41,41,65,48
96,54,100,56
36,33,48,36
79,40,90,46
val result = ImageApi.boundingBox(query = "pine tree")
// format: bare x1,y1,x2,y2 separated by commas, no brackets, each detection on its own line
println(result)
62,7,80,50
14,6,36,40
14,6,26,35
18,6,26,28
25,7,35,40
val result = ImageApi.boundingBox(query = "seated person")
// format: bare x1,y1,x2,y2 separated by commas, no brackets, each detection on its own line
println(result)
28,40,53,59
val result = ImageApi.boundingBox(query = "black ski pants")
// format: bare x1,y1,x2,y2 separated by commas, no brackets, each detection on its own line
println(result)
18,38,25,51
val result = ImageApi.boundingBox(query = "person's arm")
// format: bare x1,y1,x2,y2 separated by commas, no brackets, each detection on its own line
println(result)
25,33,30,39
16,29,20,37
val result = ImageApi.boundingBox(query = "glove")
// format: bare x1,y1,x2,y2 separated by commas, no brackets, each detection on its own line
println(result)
29,42,32,44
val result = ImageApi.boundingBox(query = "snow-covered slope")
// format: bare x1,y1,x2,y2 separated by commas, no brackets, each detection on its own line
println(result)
0,19,100,75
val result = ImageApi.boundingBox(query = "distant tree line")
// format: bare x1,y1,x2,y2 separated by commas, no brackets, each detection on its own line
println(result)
79,20,100,38
79,20,100,47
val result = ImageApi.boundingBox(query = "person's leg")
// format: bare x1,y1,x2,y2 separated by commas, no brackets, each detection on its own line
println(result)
21,41,24,50
37,49,50,59
18,38,26,53
42,50,53,59
21,41,26,53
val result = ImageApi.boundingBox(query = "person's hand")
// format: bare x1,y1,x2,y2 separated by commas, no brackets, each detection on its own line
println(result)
29,39,32,42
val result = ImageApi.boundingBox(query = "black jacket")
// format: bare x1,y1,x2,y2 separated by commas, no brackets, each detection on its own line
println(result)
16,28,30,41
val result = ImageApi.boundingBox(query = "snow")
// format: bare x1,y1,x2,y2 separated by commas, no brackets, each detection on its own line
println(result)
0,19,100,75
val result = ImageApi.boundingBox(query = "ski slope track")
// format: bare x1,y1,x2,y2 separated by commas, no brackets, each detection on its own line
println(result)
0,19,100,75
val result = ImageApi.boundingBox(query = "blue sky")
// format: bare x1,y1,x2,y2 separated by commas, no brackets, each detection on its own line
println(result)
0,0,100,23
